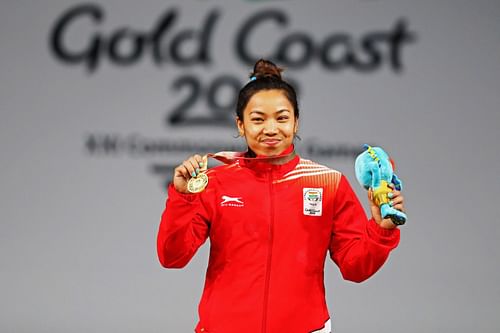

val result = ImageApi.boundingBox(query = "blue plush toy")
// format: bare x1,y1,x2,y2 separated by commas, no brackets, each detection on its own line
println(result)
354,144,407,225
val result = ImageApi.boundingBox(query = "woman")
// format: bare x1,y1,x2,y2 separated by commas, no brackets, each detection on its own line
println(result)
157,59,405,333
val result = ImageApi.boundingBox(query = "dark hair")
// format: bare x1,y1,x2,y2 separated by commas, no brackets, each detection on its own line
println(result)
236,59,299,120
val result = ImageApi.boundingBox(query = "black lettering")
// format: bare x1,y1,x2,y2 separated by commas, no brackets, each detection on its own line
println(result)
85,134,120,154
276,33,313,69
150,9,178,65
49,4,104,72
168,76,202,125
206,76,240,119
169,31,196,64
50,6,416,74
352,33,385,72
108,28,145,65
320,34,352,70
388,19,416,72
199,10,219,63
235,10,288,66
170,10,219,65
167,75,242,126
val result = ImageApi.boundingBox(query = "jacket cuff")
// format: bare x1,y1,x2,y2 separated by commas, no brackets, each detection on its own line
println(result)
167,183,199,203
366,218,400,248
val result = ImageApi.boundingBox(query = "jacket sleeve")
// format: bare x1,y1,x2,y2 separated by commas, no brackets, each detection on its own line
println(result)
157,183,211,269
329,175,400,283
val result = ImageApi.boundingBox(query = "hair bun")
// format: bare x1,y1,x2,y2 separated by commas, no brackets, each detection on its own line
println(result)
250,59,283,80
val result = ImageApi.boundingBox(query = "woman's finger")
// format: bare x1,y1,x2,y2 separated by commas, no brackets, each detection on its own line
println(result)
368,188,374,201
393,203,405,211
174,164,190,180
390,194,404,204
390,196,405,211
201,154,208,171
193,154,204,170
182,160,197,178
174,154,206,179
388,190,401,199
187,157,203,176
388,192,405,212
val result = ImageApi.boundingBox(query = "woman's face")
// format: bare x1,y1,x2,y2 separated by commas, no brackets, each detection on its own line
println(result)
237,89,298,156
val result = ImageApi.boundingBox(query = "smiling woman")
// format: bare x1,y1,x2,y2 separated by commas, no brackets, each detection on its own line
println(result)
157,59,405,333
236,59,300,157
237,89,298,156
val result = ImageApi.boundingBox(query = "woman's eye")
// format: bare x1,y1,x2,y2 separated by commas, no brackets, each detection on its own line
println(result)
278,116,289,121
251,118,264,122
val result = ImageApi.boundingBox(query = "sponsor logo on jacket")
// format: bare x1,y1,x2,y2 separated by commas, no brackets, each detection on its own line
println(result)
220,195,244,207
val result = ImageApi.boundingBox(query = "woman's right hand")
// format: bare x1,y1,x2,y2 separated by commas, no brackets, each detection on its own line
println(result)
172,154,207,194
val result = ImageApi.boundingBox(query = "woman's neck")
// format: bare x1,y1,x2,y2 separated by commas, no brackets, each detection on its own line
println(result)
244,144,296,165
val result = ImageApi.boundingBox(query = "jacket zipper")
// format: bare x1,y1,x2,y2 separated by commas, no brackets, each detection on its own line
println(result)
261,171,275,333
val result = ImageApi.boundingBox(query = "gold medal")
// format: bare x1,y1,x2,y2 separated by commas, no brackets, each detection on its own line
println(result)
187,173,209,193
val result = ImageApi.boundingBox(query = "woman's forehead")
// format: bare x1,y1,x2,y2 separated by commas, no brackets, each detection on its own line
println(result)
246,90,293,110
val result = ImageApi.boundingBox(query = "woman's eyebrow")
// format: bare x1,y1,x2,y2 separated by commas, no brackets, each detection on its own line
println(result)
276,109,291,114
249,110,265,115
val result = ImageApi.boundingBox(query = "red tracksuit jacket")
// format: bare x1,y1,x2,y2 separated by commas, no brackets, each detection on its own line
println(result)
157,151,400,333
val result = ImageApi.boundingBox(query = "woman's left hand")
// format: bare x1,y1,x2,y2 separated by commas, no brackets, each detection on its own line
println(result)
368,185,405,229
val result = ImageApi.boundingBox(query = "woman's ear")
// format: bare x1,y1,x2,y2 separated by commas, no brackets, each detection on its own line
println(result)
294,117,299,134
236,117,245,137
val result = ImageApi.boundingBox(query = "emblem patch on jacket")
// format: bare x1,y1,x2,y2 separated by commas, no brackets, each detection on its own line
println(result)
303,188,323,216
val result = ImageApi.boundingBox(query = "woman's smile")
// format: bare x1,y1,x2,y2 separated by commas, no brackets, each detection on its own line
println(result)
261,138,281,146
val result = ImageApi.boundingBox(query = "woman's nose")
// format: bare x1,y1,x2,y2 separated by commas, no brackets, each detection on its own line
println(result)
263,120,278,134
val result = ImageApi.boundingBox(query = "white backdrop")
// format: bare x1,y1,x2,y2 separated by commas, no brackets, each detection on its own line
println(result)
1,0,500,332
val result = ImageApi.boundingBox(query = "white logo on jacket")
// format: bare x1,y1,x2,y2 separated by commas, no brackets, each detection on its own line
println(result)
220,195,244,207
303,188,323,216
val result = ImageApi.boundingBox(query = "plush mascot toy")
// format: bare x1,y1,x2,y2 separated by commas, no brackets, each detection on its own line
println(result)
354,144,407,225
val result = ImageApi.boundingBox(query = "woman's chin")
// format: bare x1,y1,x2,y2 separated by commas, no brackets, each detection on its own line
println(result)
254,145,285,157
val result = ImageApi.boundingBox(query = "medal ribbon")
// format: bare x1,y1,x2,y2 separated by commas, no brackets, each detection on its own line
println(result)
189,149,296,193
204,149,296,168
